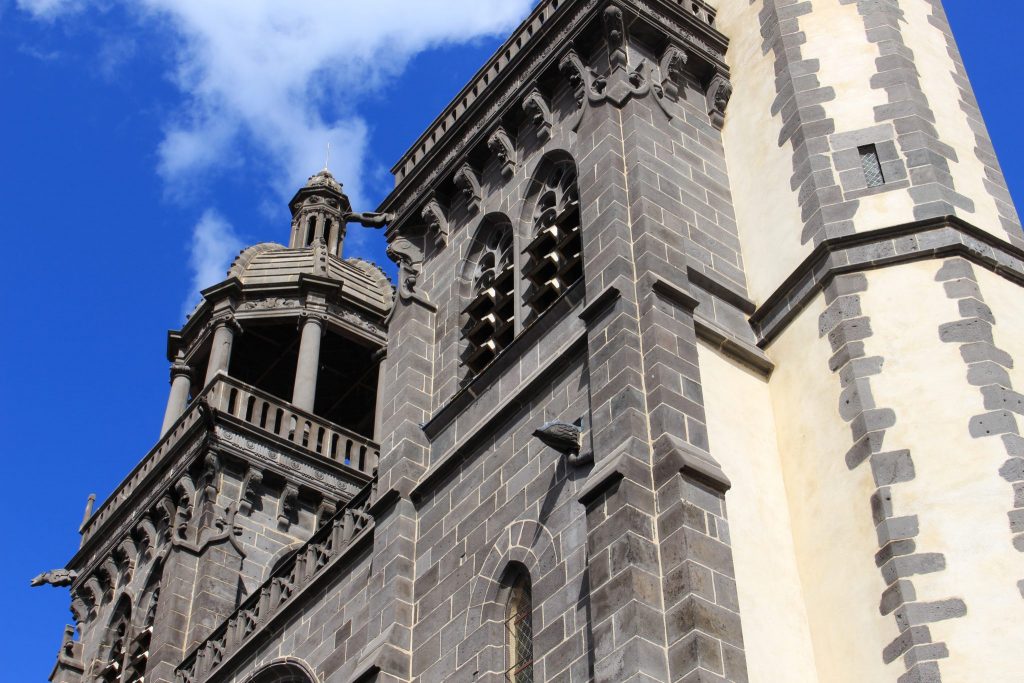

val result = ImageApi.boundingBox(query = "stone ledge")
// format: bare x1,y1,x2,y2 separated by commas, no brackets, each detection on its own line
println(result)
752,217,1024,347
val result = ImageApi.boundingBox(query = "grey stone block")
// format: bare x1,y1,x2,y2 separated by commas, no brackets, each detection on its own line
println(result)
871,450,916,486
969,411,1019,438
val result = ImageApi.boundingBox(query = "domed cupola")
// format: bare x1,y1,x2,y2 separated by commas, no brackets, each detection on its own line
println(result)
162,170,395,468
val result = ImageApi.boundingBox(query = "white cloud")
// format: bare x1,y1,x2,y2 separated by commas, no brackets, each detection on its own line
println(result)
19,0,535,214
16,0,85,21
184,209,244,317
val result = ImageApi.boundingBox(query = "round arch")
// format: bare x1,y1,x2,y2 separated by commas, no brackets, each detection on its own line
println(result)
245,657,319,683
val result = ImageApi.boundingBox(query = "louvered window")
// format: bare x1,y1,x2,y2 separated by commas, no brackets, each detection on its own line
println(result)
462,224,515,378
506,574,534,683
124,580,160,683
523,162,583,321
97,606,131,683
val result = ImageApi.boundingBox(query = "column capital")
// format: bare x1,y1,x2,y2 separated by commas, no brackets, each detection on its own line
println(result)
169,362,192,382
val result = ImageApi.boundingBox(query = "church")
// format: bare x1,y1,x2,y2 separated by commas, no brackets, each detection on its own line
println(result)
41,1,1024,681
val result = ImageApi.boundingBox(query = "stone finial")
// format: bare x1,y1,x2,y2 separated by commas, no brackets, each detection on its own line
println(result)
521,87,552,142
487,125,516,180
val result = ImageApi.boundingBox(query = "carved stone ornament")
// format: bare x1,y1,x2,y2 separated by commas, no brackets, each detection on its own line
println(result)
603,5,627,71
521,86,552,141
487,125,516,180
420,195,449,246
532,419,594,467
453,162,482,213
706,73,733,130
239,468,263,514
279,484,299,527
557,20,673,132
386,233,427,307
659,43,689,101
30,568,79,588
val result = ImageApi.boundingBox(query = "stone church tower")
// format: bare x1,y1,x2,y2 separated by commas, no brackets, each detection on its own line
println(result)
40,1,1023,682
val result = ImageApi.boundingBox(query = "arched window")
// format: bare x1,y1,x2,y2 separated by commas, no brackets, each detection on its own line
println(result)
124,568,162,683
523,159,583,321
462,217,515,378
248,659,317,683
96,598,131,683
505,572,534,683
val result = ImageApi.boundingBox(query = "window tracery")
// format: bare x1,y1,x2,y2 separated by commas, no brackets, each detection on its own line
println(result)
461,219,515,378
96,600,131,683
523,161,583,321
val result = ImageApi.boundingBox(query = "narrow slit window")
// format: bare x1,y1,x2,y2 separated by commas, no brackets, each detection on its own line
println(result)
859,144,885,188
506,573,534,683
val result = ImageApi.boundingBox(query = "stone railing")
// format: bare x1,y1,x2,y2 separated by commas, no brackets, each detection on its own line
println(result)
207,376,380,476
79,375,379,548
175,480,375,683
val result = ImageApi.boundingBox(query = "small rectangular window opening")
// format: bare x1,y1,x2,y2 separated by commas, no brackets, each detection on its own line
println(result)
859,144,885,188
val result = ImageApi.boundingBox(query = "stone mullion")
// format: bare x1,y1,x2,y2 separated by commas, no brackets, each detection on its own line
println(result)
576,101,670,683
619,99,748,682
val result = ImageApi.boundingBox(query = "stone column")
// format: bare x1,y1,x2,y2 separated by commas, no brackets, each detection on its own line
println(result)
292,316,323,412
203,318,236,387
160,362,192,435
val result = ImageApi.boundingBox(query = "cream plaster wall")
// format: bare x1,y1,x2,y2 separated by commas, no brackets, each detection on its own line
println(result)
698,343,818,683
860,261,1024,680
978,267,1024,393
714,1,810,306
766,294,900,681
899,0,1004,235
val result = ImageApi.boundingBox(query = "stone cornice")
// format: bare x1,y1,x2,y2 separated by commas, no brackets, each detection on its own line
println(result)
380,0,728,233
752,217,1024,347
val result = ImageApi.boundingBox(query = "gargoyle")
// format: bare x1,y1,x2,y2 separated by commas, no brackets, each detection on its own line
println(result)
31,569,78,588
533,420,594,466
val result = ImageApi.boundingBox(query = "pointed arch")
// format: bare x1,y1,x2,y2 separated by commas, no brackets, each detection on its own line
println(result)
458,212,517,380
124,561,163,683
520,151,583,321
95,594,132,683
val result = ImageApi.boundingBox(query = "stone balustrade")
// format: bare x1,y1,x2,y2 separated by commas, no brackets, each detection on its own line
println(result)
175,481,375,683
79,375,379,548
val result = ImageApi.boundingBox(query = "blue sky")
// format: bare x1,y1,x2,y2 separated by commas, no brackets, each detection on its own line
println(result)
1,1,1021,679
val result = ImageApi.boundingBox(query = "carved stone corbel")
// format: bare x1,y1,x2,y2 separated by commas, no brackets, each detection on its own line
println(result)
420,195,449,246
200,452,220,503
487,125,516,181
558,48,590,132
316,499,337,529
453,162,482,213
136,515,158,557
239,468,263,515
706,73,733,129
386,232,427,307
278,483,299,528
660,43,688,101
521,86,552,142
173,475,196,539
70,595,89,625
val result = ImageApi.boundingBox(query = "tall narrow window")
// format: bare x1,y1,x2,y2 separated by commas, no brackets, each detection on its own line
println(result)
505,573,534,683
523,160,583,321
859,144,885,188
462,219,515,378
124,574,161,683
305,215,318,245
